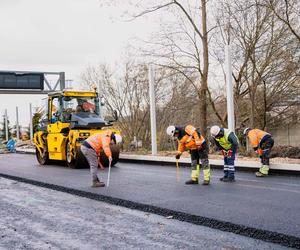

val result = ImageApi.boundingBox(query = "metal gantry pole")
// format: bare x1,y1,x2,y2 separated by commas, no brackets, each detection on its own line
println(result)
5,109,8,141
29,103,33,141
98,80,104,120
148,65,157,155
225,44,235,131
59,72,65,90
16,107,19,140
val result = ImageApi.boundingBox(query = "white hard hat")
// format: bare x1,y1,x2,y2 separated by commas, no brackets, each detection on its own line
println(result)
210,125,221,137
166,125,176,136
114,134,122,144
243,127,250,135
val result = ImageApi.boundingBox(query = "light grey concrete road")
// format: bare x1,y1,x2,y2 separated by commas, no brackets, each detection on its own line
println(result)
0,153,300,240
0,177,290,250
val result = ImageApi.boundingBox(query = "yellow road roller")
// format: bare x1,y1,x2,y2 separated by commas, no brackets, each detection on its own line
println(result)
34,89,120,168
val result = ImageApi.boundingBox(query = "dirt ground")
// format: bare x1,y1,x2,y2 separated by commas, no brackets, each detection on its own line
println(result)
123,150,300,164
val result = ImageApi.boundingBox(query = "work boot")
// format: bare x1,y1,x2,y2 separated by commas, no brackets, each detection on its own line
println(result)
256,165,269,177
202,167,210,186
202,180,210,185
185,179,199,185
219,176,228,182
91,180,105,187
222,176,235,182
255,171,268,177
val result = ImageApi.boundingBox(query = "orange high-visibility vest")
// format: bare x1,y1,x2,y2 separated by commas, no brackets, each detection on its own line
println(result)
248,129,270,148
177,125,206,153
86,131,112,157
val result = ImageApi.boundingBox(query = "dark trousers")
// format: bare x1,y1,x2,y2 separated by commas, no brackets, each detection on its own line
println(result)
190,142,209,170
260,137,274,165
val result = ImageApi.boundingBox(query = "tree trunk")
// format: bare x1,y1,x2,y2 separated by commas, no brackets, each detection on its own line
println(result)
250,93,255,128
263,80,267,130
199,82,208,135
200,0,209,136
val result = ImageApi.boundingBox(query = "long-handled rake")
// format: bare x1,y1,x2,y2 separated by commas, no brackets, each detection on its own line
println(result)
176,159,180,182
107,159,112,187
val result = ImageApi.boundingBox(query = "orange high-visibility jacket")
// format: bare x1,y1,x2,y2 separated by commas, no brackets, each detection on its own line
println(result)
177,125,205,153
248,129,270,148
86,131,112,157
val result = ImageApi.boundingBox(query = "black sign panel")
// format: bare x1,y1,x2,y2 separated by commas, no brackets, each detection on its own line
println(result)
0,72,44,90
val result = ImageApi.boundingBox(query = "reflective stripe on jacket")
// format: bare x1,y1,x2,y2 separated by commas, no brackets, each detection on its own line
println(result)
248,129,270,148
215,129,237,151
177,125,205,153
86,131,112,157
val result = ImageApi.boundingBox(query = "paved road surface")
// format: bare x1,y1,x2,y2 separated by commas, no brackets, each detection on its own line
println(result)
0,178,290,250
0,153,299,240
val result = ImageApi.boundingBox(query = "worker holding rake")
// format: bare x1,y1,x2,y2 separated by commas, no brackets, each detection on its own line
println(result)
81,131,122,187
167,125,211,185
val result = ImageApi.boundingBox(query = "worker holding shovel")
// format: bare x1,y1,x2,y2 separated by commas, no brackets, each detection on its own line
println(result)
166,125,211,185
81,131,122,187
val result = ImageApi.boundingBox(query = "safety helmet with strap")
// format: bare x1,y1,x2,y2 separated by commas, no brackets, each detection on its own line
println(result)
114,134,122,144
166,125,178,136
243,127,251,136
210,125,221,137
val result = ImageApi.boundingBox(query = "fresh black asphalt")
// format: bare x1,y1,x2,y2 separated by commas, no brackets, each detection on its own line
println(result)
0,153,300,248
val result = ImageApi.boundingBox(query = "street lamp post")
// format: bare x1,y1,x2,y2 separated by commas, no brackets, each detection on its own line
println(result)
5,109,8,141
148,65,157,155
29,103,33,142
16,106,19,140
225,15,235,132
225,44,235,131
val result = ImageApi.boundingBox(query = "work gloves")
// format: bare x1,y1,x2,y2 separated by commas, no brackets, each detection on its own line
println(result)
175,152,182,159
256,149,263,156
221,149,233,158
227,150,233,158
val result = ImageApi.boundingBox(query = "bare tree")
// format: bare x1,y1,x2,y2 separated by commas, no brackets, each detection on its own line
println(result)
264,0,300,43
81,60,201,151
129,0,213,136
82,63,149,147
213,0,299,129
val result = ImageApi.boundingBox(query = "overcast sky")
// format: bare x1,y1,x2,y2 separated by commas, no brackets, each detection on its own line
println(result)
0,0,158,126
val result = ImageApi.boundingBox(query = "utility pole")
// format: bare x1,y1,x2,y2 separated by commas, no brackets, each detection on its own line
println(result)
225,44,235,131
16,107,19,140
225,17,235,131
29,103,33,141
148,65,157,155
5,109,8,141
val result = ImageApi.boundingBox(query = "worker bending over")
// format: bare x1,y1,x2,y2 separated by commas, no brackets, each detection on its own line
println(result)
243,128,274,177
167,125,210,185
210,125,239,182
81,131,122,187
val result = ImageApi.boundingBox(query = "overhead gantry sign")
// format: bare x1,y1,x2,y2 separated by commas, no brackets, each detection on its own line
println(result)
0,71,65,94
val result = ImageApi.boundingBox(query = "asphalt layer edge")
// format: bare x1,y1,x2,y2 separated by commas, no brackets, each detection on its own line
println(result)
13,151,300,175
1,173,299,249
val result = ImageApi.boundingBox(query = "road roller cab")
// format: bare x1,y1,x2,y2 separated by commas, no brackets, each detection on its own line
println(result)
34,89,120,168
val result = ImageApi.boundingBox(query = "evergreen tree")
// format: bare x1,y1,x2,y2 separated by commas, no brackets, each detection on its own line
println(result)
1,114,12,140
32,108,44,133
